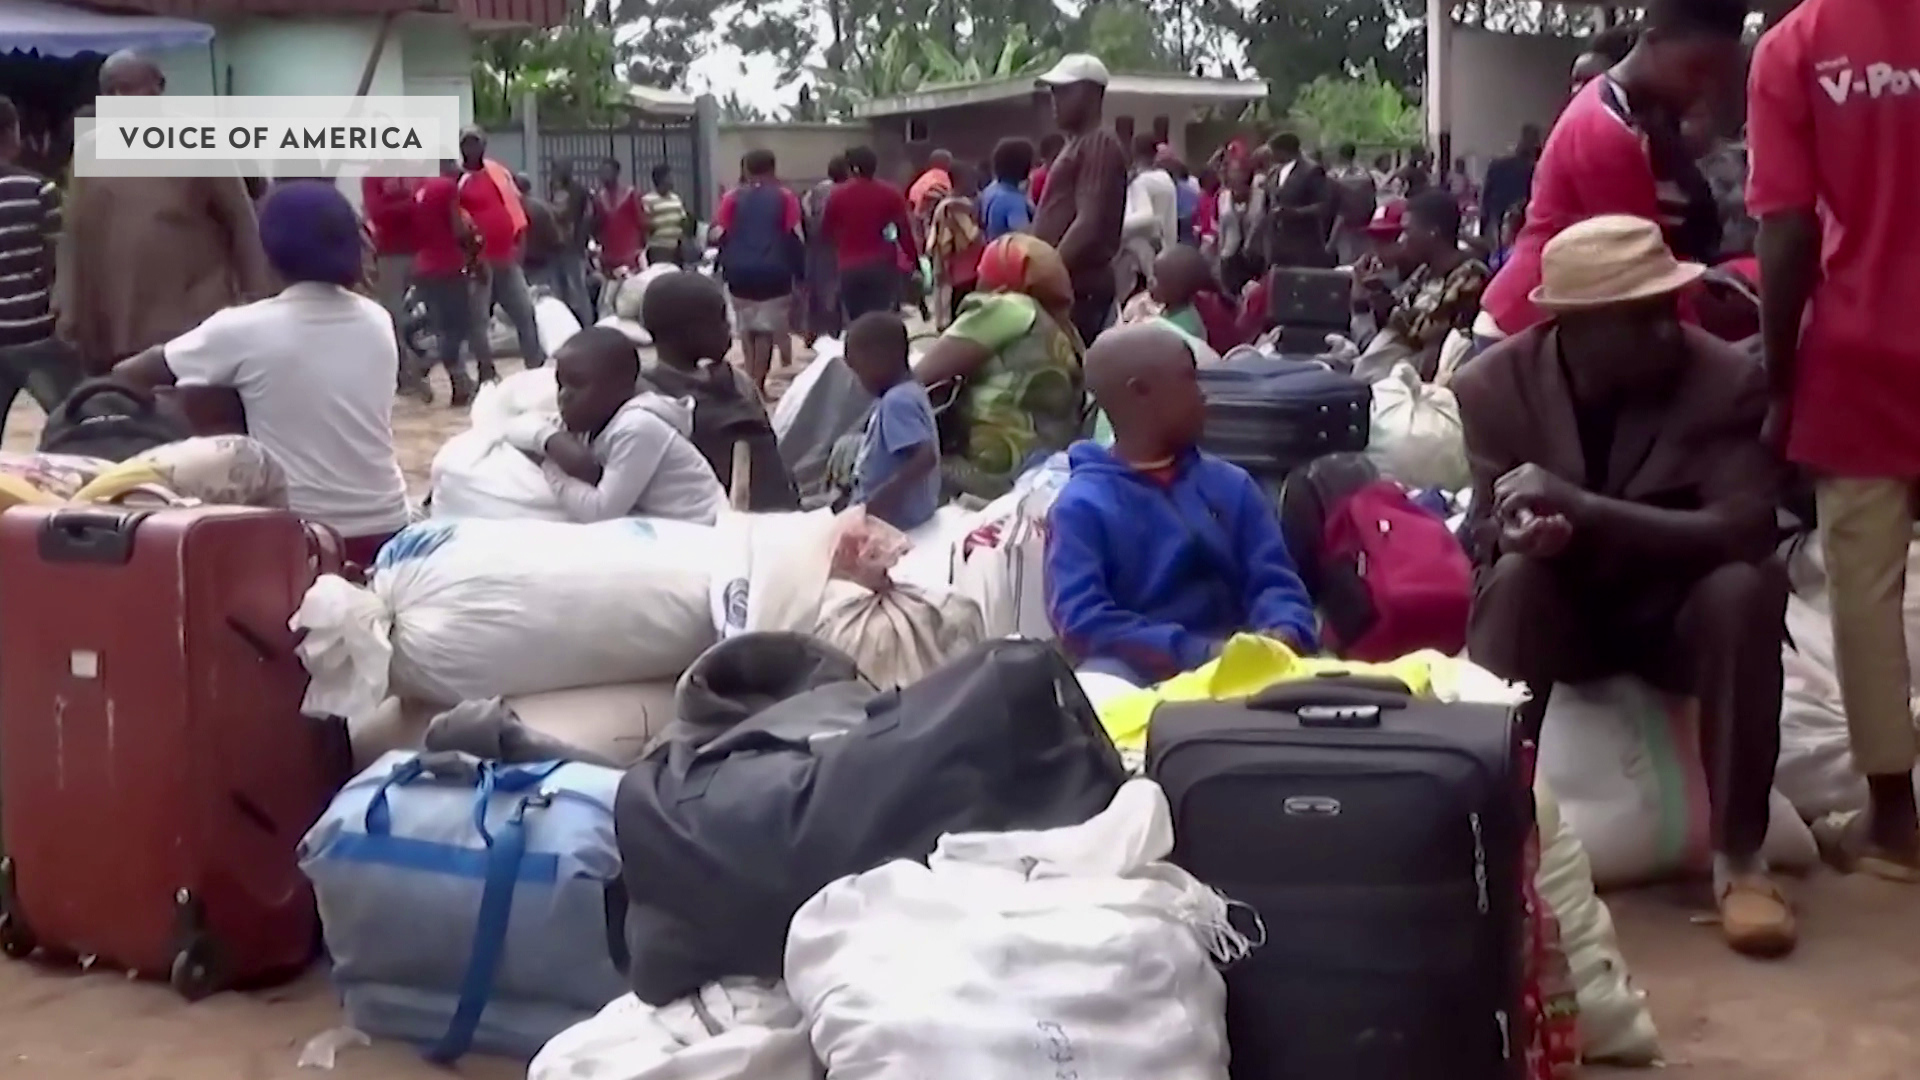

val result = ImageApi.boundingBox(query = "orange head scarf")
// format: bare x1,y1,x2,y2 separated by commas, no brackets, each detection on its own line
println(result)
976,233,1076,321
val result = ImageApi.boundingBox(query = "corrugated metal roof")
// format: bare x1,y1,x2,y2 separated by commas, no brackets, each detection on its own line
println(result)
87,0,569,27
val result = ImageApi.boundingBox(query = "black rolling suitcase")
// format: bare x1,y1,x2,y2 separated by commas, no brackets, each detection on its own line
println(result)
1197,355,1370,483
1146,677,1529,1080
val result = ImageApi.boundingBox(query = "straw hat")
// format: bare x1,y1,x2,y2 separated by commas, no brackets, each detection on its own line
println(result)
1529,215,1705,310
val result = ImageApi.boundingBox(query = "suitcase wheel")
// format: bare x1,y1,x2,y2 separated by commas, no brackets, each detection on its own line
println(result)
167,889,226,1002
0,858,33,961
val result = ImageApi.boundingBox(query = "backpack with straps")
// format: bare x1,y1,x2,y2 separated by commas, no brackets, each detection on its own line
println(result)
1281,453,1471,662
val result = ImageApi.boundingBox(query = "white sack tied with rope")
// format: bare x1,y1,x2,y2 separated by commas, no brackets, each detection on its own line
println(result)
294,516,716,717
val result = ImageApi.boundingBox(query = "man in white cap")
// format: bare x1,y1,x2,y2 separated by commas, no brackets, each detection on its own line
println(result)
1453,214,1795,958
1030,53,1127,345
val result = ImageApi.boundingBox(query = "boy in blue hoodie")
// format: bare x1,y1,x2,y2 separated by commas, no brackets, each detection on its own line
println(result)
1046,322,1317,685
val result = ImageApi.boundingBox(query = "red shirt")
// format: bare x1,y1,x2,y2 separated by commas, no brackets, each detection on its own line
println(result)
821,176,916,271
411,176,466,278
1481,78,1668,334
595,186,647,270
1748,0,1920,476
1028,165,1050,207
361,176,420,256
457,169,518,264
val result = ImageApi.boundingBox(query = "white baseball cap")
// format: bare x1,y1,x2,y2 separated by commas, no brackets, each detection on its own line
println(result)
1037,54,1111,88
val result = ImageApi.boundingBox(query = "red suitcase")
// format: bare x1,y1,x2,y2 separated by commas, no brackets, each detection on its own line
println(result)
0,505,346,998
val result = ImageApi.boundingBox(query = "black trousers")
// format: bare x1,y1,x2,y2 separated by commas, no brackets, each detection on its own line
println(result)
1469,551,1787,860
841,261,901,323
1069,277,1117,346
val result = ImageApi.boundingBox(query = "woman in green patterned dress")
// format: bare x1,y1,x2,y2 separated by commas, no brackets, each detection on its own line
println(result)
913,233,1089,499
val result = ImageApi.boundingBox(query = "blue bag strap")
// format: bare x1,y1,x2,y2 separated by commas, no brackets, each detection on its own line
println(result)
362,756,562,836
426,783,545,1064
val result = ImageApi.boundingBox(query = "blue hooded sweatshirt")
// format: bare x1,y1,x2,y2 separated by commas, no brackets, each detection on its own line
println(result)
1045,441,1318,681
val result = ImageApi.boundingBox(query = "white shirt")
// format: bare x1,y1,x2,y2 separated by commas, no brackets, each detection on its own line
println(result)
163,283,410,538
1123,167,1180,251
534,394,725,525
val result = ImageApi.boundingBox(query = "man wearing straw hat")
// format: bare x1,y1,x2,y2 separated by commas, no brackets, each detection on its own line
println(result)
1454,214,1795,958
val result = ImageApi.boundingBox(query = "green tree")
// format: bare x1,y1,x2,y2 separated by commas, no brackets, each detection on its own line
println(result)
1285,64,1422,149
604,0,719,88
471,20,628,128
1221,0,1425,110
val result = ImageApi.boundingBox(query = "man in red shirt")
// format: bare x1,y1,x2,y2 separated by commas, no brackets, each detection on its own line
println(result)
457,128,545,371
594,157,646,275
360,174,430,400
1749,0,1920,881
1478,0,1746,339
411,161,481,404
822,145,917,324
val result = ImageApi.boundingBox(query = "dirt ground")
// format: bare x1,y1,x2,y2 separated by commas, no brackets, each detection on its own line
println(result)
0,353,1915,1078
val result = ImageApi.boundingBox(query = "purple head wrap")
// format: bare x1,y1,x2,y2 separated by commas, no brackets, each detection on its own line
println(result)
258,180,362,288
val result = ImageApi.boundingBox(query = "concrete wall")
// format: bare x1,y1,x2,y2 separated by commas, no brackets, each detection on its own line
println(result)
718,123,865,188
1443,28,1584,176
867,92,1238,182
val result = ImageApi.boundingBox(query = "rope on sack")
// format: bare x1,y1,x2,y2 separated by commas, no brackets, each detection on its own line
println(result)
1182,885,1265,965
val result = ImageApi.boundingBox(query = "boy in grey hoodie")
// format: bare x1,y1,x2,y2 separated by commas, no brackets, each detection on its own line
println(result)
509,326,726,524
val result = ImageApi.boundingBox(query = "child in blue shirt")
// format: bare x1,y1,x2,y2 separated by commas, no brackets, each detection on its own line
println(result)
845,311,940,531
1046,322,1317,686
978,138,1036,241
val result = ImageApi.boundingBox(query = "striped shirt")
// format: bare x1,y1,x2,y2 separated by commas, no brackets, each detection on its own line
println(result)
641,190,687,250
0,166,59,349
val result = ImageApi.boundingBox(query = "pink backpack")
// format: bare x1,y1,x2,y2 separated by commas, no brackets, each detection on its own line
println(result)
1316,480,1472,661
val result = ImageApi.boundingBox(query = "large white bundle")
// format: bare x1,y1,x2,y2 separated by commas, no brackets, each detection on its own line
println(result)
1534,780,1660,1065
1537,676,1816,888
1777,536,1920,819
530,982,821,1080
294,517,715,715
785,780,1240,1080
1367,362,1469,491
430,368,570,521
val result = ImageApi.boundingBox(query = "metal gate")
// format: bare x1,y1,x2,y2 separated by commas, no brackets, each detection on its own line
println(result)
486,118,706,217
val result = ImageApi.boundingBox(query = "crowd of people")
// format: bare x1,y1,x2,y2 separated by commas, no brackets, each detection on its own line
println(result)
0,0,1911,992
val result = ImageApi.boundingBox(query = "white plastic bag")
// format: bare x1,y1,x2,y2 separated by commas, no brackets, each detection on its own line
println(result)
1366,362,1469,491
1534,780,1660,1065
948,454,1072,639
529,982,821,1080
785,780,1241,1080
817,579,984,690
1536,676,1816,888
295,517,716,713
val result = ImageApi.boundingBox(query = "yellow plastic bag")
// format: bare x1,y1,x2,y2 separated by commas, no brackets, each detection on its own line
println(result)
1095,634,1521,754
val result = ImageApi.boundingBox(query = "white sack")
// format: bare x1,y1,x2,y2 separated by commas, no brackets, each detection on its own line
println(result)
1535,780,1660,1065
1776,535,1920,819
1537,677,1816,889
428,429,571,522
296,517,715,713
431,368,571,521
709,509,984,687
529,982,821,1080
1367,362,1469,491
948,454,1072,639
784,780,1240,1080
535,294,584,354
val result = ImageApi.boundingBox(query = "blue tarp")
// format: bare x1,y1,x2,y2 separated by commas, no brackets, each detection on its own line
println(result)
1,0,212,58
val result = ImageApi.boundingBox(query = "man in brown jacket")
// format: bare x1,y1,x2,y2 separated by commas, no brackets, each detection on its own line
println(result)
1453,215,1793,958
56,53,271,374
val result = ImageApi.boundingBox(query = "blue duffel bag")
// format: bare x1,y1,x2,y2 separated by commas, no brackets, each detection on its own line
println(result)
299,751,627,1062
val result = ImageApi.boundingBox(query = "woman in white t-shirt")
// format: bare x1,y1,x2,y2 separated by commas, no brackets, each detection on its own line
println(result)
113,180,411,564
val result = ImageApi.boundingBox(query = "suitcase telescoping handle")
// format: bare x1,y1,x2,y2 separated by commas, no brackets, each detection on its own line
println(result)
37,508,153,564
1249,674,1413,729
